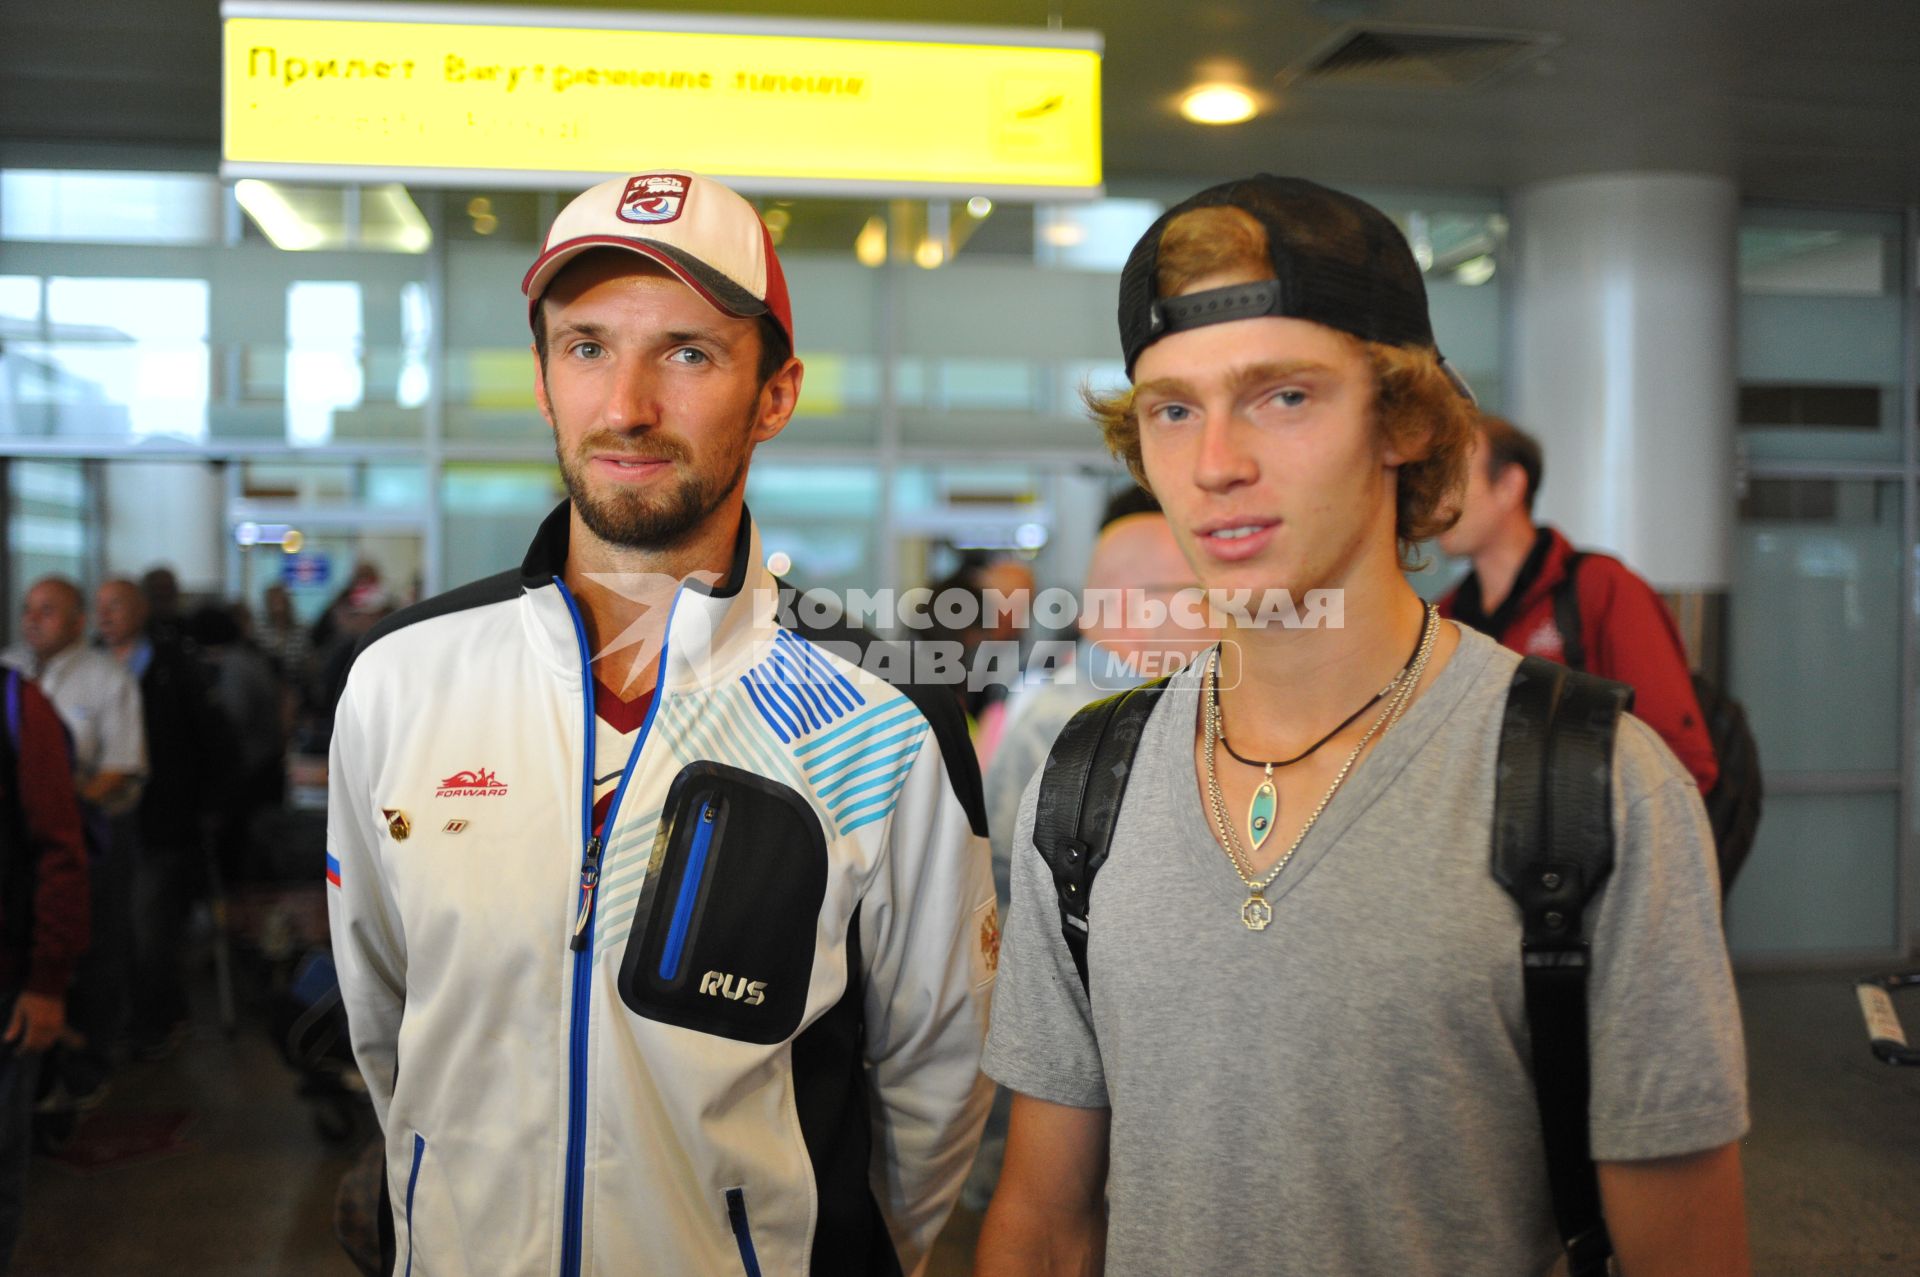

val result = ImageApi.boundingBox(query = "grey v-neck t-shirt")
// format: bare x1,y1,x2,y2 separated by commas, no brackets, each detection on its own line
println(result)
982,625,1748,1277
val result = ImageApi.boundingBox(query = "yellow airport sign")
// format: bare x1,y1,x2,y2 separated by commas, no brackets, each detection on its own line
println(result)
221,3,1103,197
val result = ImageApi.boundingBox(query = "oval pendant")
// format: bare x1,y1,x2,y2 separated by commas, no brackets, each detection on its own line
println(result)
1241,895,1273,931
1247,778,1276,852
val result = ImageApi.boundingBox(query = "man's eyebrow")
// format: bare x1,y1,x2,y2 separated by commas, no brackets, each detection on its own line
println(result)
550,319,613,342
1132,375,1195,399
660,326,736,347
1229,359,1333,391
1133,359,1333,400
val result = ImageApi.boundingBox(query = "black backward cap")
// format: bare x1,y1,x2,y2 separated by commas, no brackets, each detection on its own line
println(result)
1118,175,1439,378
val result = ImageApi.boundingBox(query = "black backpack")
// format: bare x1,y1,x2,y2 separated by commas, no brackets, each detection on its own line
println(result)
1033,655,1632,1277
1553,553,1763,896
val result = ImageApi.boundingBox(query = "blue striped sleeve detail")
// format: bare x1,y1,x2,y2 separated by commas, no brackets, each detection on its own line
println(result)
736,630,868,743
777,631,852,714
828,754,922,821
766,640,828,727
793,697,911,757
756,668,818,735
793,630,864,714
816,741,922,801
837,739,928,834
806,721,926,784
740,673,796,743
786,633,864,712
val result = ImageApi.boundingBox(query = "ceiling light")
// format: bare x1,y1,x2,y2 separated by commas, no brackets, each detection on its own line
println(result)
1180,84,1258,125
766,551,793,576
1040,220,1086,248
967,196,993,219
1455,255,1496,286
764,207,792,233
914,237,945,269
235,179,324,251
855,215,887,268
368,185,432,254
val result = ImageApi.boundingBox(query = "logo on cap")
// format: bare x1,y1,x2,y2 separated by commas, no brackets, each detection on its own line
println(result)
618,174,690,225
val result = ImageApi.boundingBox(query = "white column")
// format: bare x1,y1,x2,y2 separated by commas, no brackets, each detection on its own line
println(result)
103,460,226,592
1510,172,1738,591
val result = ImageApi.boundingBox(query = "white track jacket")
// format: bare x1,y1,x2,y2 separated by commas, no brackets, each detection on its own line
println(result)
327,506,997,1277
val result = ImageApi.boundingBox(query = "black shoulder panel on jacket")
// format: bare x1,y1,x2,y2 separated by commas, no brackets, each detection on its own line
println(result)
349,568,524,678
780,588,988,839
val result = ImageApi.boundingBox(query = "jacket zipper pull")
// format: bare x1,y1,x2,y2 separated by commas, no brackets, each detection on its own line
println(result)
570,835,603,952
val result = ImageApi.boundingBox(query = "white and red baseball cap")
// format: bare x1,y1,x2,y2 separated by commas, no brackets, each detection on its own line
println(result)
522,171,793,346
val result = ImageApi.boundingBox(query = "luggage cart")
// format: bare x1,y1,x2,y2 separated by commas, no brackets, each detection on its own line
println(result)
1857,970,1920,1066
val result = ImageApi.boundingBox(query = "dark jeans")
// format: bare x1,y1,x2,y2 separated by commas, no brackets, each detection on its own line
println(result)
0,1022,39,1272
65,814,134,1086
128,841,191,1042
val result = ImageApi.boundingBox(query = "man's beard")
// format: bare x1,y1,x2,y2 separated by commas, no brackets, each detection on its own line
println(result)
558,421,752,550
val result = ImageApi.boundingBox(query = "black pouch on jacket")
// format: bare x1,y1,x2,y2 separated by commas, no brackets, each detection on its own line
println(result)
616,761,828,1044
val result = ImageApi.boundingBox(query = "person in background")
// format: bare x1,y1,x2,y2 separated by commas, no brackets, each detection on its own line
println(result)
138,567,185,650
257,583,311,691
307,562,381,660
185,604,280,883
3,578,144,1110
984,487,1209,907
96,579,222,1058
0,670,89,1273
1436,415,1717,794
963,485,1210,1211
929,555,1037,754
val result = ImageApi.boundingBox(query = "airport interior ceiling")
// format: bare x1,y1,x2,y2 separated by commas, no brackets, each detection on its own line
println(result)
1,0,1917,205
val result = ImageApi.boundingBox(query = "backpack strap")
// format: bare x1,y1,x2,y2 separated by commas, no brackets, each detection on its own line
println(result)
1032,677,1169,992
1553,552,1588,670
1493,654,1633,1277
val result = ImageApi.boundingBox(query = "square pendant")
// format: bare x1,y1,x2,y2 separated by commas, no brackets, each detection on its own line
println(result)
1242,896,1273,930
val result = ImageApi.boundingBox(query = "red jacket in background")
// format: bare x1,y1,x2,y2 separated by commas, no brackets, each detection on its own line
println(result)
1,672,91,997
1439,526,1719,795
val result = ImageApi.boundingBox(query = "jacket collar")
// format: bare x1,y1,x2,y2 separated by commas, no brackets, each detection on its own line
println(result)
1452,525,1573,636
518,500,774,692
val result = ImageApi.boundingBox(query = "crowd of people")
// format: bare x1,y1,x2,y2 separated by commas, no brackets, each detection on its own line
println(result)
0,564,408,1269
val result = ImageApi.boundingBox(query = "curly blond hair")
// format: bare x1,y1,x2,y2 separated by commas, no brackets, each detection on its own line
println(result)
1086,205,1473,564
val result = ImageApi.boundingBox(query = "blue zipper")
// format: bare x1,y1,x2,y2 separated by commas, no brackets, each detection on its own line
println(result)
724,1188,764,1277
554,575,671,1277
658,802,718,982
403,1133,425,1277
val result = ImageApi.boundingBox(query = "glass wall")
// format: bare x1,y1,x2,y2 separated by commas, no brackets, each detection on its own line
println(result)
1726,208,1916,959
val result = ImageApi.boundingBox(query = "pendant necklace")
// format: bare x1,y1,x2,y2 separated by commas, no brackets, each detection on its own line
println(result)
1203,604,1437,930
1213,606,1431,852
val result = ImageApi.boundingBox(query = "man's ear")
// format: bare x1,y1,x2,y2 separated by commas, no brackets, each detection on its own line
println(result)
1492,461,1529,511
751,357,805,445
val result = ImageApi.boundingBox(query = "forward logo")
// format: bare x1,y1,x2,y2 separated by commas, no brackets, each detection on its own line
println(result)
436,768,508,798
698,970,767,1006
